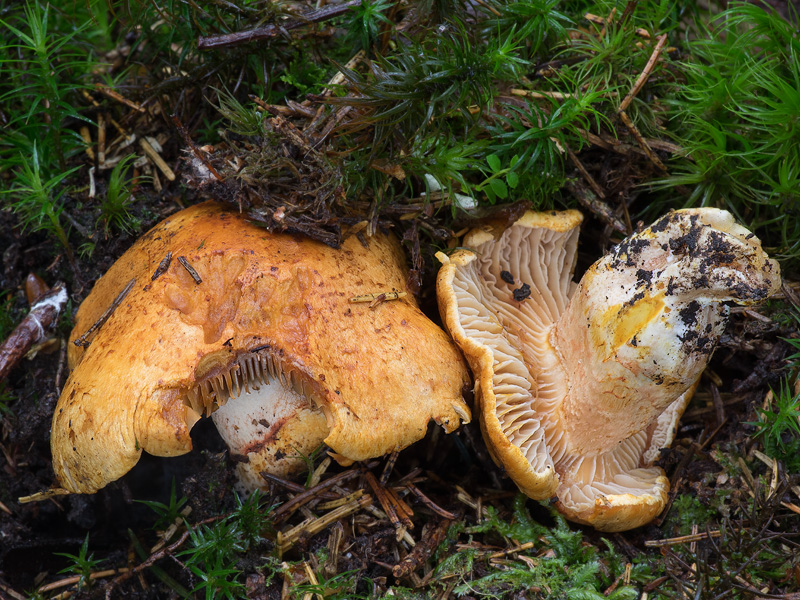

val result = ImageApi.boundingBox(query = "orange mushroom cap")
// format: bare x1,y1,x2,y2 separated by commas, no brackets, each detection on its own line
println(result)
437,208,780,531
54,201,470,493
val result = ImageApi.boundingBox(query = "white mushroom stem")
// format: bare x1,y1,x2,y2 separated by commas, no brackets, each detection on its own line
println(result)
182,350,329,493
212,378,328,493
551,209,781,458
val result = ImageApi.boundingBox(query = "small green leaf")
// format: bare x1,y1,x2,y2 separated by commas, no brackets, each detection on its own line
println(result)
506,171,519,189
489,178,508,199
486,154,502,172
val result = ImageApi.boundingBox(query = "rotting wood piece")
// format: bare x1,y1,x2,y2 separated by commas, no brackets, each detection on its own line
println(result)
0,282,68,382
392,518,451,578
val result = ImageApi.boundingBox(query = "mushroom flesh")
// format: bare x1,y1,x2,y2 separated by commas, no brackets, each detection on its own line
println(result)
437,208,780,531
54,201,471,494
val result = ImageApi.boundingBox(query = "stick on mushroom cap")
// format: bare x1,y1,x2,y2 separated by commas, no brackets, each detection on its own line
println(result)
437,208,780,531
54,201,470,493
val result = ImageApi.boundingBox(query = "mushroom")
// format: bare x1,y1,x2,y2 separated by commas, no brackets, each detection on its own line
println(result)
53,201,470,494
437,208,780,531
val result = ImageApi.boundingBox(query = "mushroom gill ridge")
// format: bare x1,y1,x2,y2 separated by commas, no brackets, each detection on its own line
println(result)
436,209,583,500
184,344,319,420
437,208,780,531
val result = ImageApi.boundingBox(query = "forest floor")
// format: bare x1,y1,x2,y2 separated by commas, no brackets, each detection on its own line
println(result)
1,0,800,598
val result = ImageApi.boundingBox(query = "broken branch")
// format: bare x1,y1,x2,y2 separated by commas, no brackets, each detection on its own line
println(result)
0,283,68,382
197,0,360,50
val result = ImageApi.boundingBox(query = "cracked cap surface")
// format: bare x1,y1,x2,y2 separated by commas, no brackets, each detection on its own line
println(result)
54,201,471,493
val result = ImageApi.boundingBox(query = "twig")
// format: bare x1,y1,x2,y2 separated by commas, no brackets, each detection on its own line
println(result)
710,383,726,428
128,529,191,598
644,530,722,547
95,83,145,112
271,467,363,522
171,115,224,182
510,89,584,100
259,472,338,499
574,127,641,156
618,110,668,173
105,516,222,597
563,179,627,234
308,456,332,488
260,472,311,494
380,450,400,486
80,126,94,160
642,576,669,593
98,113,106,166
316,489,365,510
386,485,414,525
320,50,365,98
365,471,405,531
618,34,668,112
0,283,68,381
177,256,202,284
0,582,27,600
781,280,800,310
151,252,173,281
38,568,130,594
150,505,192,553
564,142,607,199
73,278,136,348
197,0,360,50
601,7,617,36
18,487,71,504
619,0,639,26
751,450,800,516
489,542,535,559
405,483,457,520
278,494,371,553
392,519,451,578
139,138,176,182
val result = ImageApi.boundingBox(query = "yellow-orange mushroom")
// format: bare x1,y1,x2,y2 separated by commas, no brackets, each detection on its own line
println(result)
53,201,470,493
437,208,780,531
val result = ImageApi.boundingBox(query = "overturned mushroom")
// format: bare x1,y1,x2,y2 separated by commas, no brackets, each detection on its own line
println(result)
437,208,780,531
53,201,470,494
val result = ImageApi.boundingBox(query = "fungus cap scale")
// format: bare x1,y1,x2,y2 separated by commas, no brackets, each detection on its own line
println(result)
437,208,780,531
54,201,471,494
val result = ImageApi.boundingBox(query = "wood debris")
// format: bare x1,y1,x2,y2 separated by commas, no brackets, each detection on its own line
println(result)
177,256,202,284
349,291,407,308
0,281,68,381
72,278,136,348
278,494,372,554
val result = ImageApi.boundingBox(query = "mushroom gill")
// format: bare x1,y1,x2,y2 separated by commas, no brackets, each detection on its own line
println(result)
437,208,781,531
53,201,471,494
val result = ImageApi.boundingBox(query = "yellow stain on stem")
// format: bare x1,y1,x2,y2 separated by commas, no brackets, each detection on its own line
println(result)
593,291,666,357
